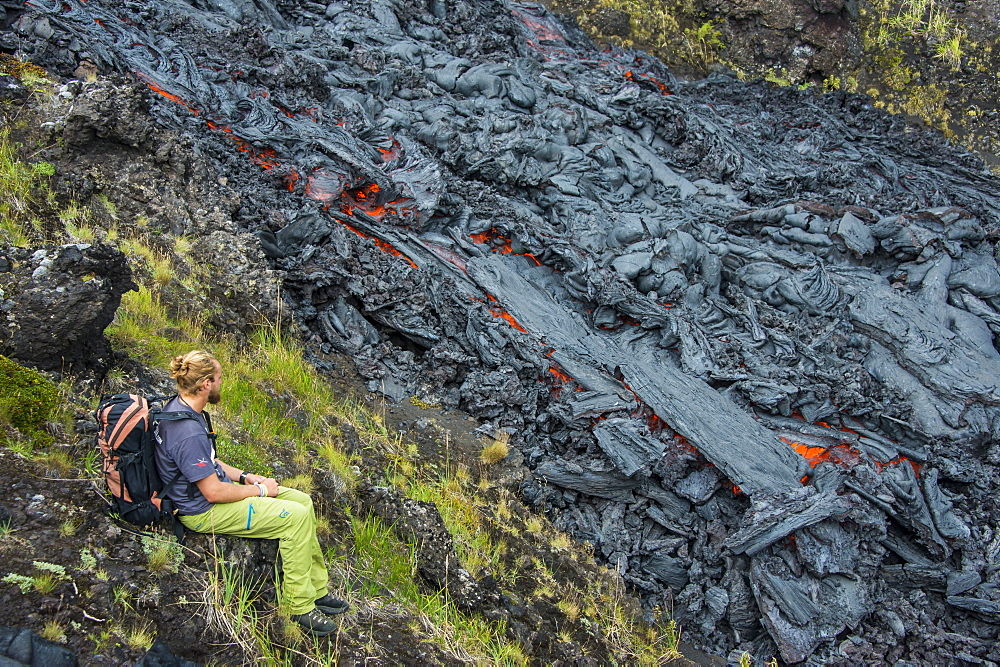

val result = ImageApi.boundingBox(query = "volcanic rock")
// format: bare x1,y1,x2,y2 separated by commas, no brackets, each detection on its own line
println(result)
0,243,135,376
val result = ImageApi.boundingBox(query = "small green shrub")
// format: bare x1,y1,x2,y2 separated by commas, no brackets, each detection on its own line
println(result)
79,548,97,572
683,18,725,64
33,561,68,578
2,573,35,594
0,356,59,445
2,561,69,595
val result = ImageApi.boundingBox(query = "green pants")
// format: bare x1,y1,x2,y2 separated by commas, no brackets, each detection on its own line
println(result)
180,486,328,614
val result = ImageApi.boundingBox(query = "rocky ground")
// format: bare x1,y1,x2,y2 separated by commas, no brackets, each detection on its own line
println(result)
0,72,700,664
0,308,700,665
0,371,671,665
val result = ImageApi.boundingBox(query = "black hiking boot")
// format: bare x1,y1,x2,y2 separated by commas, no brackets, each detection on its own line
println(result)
315,594,350,615
290,608,338,636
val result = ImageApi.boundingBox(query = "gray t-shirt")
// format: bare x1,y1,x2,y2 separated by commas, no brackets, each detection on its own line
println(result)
153,397,230,515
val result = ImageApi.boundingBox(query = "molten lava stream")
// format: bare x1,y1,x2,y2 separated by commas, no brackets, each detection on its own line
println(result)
625,70,673,95
487,306,528,333
467,294,530,333
338,220,417,269
511,9,566,43
548,366,572,383
874,456,922,477
136,72,198,114
780,435,920,482
544,365,575,397
470,229,542,266
780,437,862,468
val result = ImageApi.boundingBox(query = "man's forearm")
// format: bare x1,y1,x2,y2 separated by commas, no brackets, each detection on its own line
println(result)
215,459,243,482
197,471,274,503
211,480,267,503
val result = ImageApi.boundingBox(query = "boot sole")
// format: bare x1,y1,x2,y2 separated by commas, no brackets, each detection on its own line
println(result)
316,604,350,615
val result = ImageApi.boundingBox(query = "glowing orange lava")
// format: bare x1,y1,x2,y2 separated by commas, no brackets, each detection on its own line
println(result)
781,436,863,468
377,140,401,162
673,434,698,455
340,221,418,269
548,366,572,383
137,73,198,114
779,418,920,477
625,70,672,94
874,457,922,477
512,10,565,42
339,183,413,222
487,307,528,332
470,230,541,265
138,77,418,264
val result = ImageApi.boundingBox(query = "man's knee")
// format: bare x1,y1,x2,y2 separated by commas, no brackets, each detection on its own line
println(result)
276,499,310,528
278,486,314,511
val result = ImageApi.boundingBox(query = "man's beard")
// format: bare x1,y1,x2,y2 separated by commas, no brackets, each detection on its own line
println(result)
207,387,222,404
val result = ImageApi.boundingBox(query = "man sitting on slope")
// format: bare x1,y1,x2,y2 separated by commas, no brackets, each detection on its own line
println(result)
154,349,348,636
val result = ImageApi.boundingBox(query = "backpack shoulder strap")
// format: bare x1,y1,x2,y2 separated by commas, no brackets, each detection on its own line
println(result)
154,411,200,422
152,408,218,443
149,402,209,523
202,410,216,442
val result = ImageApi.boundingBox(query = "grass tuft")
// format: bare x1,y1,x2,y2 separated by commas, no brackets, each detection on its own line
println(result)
201,552,305,664
480,432,510,465
142,535,184,575
123,623,155,651
348,514,417,599
32,573,58,594
0,127,57,246
58,519,81,538
40,620,66,643
933,29,964,68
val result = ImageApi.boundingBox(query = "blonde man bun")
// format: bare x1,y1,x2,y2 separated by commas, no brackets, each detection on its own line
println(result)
170,350,218,394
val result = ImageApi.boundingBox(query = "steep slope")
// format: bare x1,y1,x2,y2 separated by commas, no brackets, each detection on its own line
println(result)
4,0,1000,663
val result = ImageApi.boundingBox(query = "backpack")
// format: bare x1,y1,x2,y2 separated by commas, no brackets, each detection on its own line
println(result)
94,393,202,533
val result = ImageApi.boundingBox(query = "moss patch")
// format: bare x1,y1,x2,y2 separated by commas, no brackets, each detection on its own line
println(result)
0,54,49,84
0,355,59,445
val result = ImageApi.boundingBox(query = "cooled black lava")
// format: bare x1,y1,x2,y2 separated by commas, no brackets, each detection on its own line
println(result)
8,0,1000,662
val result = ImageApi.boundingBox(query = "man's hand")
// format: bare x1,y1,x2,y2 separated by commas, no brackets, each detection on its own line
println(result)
197,473,280,502
216,460,280,498
245,474,279,497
